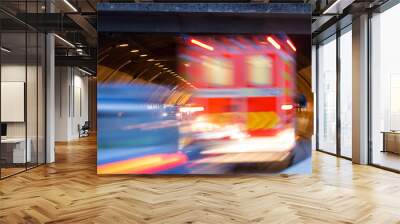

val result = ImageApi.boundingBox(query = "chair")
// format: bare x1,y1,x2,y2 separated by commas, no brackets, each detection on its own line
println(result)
78,121,90,138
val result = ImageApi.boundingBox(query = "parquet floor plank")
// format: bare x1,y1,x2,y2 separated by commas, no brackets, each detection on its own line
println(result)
0,136,400,223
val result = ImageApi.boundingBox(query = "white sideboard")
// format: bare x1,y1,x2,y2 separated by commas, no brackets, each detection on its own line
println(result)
1,138,32,163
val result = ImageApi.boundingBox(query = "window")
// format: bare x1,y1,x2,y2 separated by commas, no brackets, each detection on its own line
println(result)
370,3,400,171
246,55,272,86
339,28,352,158
317,36,337,154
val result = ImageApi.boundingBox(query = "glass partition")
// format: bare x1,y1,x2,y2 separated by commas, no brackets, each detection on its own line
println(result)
1,30,28,177
0,1,46,179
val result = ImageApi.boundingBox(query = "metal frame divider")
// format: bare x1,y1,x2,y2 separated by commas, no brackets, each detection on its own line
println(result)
0,23,2,179
367,10,373,165
315,44,320,152
336,26,341,158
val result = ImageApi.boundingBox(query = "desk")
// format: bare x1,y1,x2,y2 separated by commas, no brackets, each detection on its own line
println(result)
382,131,400,155
1,138,31,163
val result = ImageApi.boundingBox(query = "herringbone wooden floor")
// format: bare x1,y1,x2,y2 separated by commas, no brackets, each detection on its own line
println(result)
1,136,400,224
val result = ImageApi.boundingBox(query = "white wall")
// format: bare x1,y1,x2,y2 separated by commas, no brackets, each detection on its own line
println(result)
55,66,69,141
54,67,89,141
1,63,46,163
1,65,40,137
1,64,26,138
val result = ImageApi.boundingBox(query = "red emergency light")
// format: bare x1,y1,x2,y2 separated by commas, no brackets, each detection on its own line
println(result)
286,39,297,52
267,36,281,50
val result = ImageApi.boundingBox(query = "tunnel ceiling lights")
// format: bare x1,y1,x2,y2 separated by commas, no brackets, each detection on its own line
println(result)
140,54,147,57
130,49,139,53
190,39,214,51
117,43,129,48
286,40,296,52
266,36,281,50
147,59,155,62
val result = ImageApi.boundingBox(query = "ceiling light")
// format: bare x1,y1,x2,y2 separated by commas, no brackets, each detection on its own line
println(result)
130,49,139,53
76,48,83,52
77,67,93,76
163,67,168,70
158,64,164,68
140,54,147,57
117,43,129,48
147,59,154,61
54,34,75,48
1,47,11,53
63,0,78,12
322,0,347,15
155,63,160,65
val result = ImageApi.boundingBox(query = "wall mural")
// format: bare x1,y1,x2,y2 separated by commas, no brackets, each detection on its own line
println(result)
97,3,312,175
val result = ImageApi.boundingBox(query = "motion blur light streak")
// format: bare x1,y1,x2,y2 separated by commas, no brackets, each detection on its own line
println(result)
200,129,296,154
286,39,297,52
190,39,214,51
117,43,129,47
179,106,205,113
97,33,311,174
281,104,294,110
196,151,290,163
267,36,281,49
97,153,188,174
